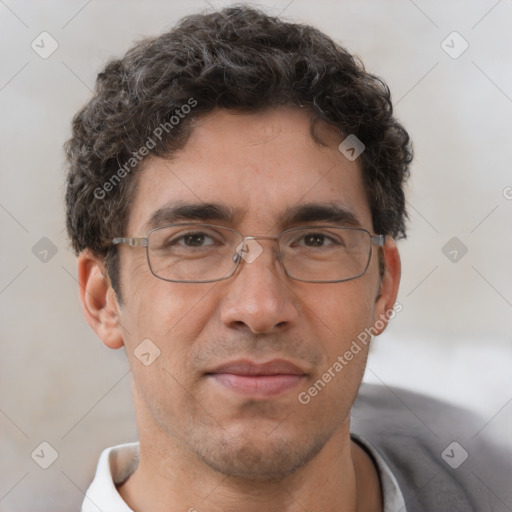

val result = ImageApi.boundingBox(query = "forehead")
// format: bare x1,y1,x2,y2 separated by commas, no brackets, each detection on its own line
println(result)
127,108,371,233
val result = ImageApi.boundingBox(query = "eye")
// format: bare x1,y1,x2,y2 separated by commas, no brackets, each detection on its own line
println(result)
301,233,334,247
149,224,238,256
293,231,344,248
176,232,216,247
154,228,224,251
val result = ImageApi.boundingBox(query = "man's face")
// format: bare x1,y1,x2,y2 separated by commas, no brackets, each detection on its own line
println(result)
113,108,394,480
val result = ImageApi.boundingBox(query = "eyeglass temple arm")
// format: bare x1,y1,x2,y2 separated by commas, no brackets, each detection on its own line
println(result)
112,237,148,247
371,234,386,247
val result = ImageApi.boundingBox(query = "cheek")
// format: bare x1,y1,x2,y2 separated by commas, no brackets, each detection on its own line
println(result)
305,279,377,348
118,282,222,432
119,275,220,373
295,282,376,420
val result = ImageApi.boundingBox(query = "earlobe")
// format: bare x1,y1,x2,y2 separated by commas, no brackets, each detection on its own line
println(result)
77,251,124,349
372,238,401,336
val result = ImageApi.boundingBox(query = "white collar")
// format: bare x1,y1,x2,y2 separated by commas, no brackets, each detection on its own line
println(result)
351,434,407,512
81,442,138,512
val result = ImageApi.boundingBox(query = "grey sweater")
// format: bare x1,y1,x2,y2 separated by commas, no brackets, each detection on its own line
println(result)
351,384,512,511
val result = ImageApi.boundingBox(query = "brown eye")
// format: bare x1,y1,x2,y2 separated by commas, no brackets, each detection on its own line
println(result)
181,233,211,246
304,234,327,246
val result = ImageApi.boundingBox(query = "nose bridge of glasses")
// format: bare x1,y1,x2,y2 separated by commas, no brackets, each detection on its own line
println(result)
232,235,280,265
244,235,279,242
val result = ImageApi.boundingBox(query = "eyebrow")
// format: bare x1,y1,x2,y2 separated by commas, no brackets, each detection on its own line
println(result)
280,202,361,227
143,201,238,232
142,201,361,233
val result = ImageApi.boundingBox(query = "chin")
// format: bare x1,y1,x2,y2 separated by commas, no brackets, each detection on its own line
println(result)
192,430,328,482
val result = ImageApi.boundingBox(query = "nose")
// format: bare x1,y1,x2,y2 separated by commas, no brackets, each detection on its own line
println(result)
220,239,300,334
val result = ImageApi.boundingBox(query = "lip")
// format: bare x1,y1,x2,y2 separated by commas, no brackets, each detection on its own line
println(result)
206,359,307,398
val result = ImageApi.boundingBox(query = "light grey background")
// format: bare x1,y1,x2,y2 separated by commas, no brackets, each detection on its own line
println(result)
1,0,511,510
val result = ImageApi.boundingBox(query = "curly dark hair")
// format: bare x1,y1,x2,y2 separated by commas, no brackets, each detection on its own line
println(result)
65,5,412,297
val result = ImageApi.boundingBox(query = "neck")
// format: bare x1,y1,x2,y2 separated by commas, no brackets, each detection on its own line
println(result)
118,425,381,512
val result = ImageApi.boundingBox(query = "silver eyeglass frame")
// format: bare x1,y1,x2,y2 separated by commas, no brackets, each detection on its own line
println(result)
112,224,386,284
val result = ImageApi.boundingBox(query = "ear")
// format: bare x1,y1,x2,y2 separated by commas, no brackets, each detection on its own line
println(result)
77,250,124,349
371,238,401,336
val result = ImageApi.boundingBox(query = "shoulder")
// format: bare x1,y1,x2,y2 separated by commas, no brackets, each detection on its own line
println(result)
351,383,512,512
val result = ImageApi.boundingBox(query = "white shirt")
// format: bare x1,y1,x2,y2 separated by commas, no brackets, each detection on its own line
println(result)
82,438,406,512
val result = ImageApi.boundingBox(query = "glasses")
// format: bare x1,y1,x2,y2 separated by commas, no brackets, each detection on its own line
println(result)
112,223,385,284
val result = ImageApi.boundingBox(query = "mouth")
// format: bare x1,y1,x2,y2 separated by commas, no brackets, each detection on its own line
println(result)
205,359,307,398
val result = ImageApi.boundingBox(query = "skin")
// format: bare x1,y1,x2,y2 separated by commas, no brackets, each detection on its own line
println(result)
78,108,400,512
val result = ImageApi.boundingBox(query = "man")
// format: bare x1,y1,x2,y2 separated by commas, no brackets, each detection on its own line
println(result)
65,6,509,512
